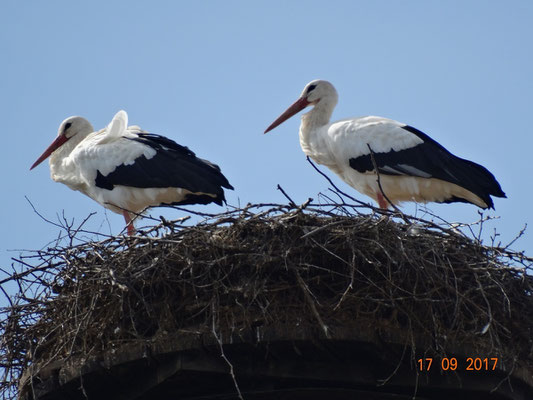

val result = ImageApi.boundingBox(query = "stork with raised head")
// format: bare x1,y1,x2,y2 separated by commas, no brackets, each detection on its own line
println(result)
30,110,234,235
265,80,505,210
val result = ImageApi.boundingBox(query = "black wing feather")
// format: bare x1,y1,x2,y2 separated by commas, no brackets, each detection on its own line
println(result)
349,125,505,208
95,133,233,206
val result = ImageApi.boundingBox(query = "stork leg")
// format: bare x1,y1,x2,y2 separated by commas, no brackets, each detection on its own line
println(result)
122,211,136,236
376,192,389,209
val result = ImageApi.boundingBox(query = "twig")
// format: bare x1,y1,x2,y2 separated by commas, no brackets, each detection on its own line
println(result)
276,184,297,207
300,220,346,239
211,304,244,400
306,156,369,207
295,270,330,338
0,284,14,308
25,196,63,229
366,144,411,224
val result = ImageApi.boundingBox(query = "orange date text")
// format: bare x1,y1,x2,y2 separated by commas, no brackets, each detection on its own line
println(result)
417,357,498,371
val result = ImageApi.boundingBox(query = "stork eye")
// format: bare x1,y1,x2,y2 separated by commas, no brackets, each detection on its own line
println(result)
307,84,317,94
64,122,72,131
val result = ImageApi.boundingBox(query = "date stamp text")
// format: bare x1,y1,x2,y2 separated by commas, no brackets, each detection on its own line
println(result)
417,357,498,371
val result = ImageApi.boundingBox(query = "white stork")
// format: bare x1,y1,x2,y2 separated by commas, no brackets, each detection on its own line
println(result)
30,110,233,235
265,79,505,210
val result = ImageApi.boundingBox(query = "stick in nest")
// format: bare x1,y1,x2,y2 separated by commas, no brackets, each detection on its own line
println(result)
211,304,243,400
306,157,372,208
276,184,297,207
366,144,411,224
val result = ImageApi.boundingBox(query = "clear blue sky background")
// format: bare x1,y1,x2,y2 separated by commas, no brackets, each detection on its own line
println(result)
1,1,532,305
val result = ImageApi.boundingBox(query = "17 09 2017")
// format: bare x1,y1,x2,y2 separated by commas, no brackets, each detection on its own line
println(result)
417,357,498,371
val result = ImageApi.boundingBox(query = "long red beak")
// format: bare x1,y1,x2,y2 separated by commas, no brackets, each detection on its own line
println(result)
30,134,69,170
264,96,310,133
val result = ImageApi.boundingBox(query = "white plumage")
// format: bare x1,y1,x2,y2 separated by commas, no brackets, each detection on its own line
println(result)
265,80,505,210
31,110,233,234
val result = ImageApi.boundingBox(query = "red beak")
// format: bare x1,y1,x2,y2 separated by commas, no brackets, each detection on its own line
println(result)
264,96,310,133
30,134,69,170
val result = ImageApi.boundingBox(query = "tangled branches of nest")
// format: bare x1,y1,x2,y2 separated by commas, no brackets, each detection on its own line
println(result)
1,199,533,399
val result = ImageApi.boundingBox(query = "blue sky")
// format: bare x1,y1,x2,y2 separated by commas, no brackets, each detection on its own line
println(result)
1,1,532,304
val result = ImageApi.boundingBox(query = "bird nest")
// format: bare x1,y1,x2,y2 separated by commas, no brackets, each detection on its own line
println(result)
1,197,533,399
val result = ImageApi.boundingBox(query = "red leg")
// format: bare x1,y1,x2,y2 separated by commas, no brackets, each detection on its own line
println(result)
376,192,389,209
122,211,136,235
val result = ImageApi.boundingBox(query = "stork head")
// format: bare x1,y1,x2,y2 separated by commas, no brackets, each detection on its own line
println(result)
264,79,338,133
30,116,94,170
